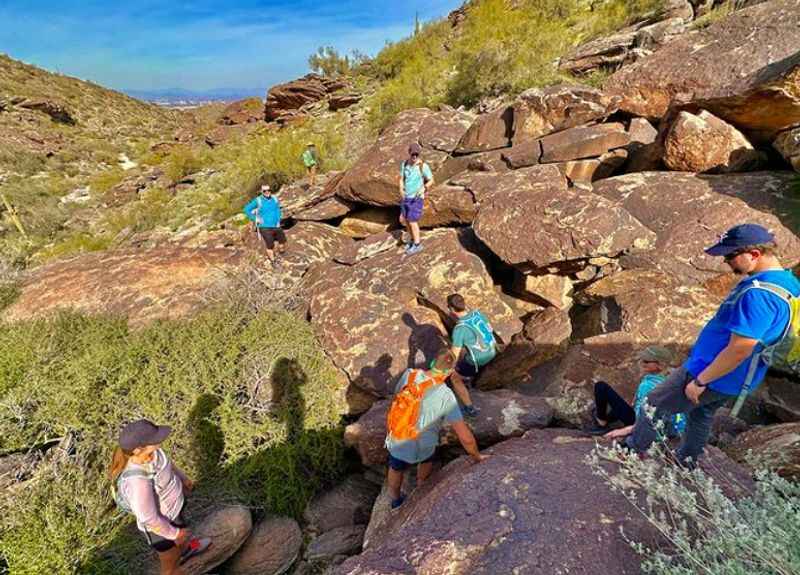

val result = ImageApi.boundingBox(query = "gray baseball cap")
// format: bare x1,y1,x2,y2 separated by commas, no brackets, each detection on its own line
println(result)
119,419,172,452
637,346,674,365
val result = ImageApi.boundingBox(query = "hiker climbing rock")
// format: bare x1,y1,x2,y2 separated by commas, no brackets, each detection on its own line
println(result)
110,419,211,575
302,142,319,187
585,345,686,440
625,224,800,466
385,348,487,509
447,293,497,418
243,184,287,265
398,142,433,256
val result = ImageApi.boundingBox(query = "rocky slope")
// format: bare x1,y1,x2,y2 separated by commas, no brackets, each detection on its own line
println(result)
3,1,800,574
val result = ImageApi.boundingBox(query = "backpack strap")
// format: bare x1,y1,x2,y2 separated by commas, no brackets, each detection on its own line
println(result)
728,280,794,418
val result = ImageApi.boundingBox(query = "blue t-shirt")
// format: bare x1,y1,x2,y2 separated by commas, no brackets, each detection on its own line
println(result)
243,195,282,228
385,369,463,464
401,161,433,199
634,374,686,434
685,269,800,396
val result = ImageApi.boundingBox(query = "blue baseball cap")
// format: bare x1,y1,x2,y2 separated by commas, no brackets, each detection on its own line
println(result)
704,223,775,257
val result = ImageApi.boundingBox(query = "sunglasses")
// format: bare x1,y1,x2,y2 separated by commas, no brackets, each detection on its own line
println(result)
724,249,750,262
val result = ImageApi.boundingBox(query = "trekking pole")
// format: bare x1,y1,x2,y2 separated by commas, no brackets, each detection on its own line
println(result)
0,192,29,240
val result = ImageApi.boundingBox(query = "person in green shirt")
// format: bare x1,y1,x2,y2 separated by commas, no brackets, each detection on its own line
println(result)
301,143,319,187
448,293,497,418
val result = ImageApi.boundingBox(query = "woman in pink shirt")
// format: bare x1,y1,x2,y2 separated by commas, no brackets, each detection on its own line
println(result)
109,419,210,575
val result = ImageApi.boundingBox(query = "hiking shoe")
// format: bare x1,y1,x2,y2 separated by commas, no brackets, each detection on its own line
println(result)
584,422,609,436
179,537,212,564
462,404,480,418
390,494,406,509
406,243,423,256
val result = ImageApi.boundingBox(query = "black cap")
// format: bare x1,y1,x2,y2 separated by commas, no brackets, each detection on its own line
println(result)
119,419,172,452
704,223,775,257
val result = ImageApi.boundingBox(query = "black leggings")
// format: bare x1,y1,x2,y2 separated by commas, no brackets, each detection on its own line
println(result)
594,381,636,426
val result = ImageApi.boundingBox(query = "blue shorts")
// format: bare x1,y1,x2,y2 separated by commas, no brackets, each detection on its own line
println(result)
388,450,436,471
400,197,424,223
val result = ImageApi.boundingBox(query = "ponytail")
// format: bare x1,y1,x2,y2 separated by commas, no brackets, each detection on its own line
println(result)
109,446,133,483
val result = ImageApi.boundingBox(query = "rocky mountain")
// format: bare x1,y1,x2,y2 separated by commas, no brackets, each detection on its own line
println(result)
2,1,800,574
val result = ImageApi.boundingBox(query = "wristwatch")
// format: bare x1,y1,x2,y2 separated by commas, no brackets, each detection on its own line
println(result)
690,378,709,388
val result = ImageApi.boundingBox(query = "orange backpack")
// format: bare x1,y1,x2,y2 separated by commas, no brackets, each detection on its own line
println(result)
386,369,445,441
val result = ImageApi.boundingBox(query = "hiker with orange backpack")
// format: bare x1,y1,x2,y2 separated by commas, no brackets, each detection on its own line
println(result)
385,348,487,509
110,419,211,575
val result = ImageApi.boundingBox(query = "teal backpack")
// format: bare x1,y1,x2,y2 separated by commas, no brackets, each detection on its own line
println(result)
730,280,800,417
456,312,497,366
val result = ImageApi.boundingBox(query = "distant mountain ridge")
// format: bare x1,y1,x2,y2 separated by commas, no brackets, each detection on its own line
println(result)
123,87,264,105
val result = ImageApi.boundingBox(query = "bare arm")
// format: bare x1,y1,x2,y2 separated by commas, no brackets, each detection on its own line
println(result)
686,333,759,403
451,420,486,462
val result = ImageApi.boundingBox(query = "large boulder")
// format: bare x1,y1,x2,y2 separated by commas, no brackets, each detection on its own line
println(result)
528,270,719,424
591,172,800,285
511,84,620,142
477,308,572,390
728,422,800,480
335,429,751,575
338,208,397,238
454,105,514,153
335,108,473,206
472,165,655,272
3,244,242,327
304,475,380,536
559,15,690,76
278,172,347,219
225,516,302,575
305,525,366,564
754,375,800,422
344,389,554,466
538,123,630,163
663,110,764,173
151,505,252,575
265,73,343,121
219,98,264,125
604,0,800,140
773,126,800,172
306,229,521,407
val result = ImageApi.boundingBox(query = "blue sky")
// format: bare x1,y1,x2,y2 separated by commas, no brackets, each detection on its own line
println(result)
0,0,462,94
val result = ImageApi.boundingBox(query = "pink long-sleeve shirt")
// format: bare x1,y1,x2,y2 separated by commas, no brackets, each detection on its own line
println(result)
120,449,187,540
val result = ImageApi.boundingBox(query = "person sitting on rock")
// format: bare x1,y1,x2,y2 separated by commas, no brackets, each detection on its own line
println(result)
302,142,319,187
110,419,211,575
447,293,497,418
586,345,686,440
385,348,487,509
625,223,800,467
243,184,287,265
398,142,433,256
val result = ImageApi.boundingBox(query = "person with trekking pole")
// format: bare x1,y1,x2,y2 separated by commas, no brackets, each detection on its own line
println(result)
243,183,287,266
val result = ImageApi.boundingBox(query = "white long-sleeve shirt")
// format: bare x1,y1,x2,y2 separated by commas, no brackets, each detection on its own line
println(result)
120,449,186,540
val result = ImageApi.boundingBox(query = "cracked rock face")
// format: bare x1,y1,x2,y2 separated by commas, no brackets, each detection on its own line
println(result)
592,171,800,284
306,229,521,410
335,108,474,206
335,429,751,575
472,165,655,271
343,389,553,466
604,0,800,140
728,422,800,480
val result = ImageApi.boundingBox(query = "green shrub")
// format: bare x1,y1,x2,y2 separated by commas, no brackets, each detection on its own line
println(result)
0,308,348,574
88,168,125,194
0,282,19,313
162,146,208,184
589,441,800,575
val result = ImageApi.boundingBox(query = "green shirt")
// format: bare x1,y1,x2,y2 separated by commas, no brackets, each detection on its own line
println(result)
302,149,318,168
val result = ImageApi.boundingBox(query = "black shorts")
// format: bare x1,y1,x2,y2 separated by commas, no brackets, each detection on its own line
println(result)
258,227,287,249
387,451,436,472
455,357,479,379
144,510,187,553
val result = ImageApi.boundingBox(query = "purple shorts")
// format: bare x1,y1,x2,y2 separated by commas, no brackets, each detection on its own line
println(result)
400,197,424,223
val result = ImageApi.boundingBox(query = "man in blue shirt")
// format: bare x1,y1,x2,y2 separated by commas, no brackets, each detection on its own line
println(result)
398,143,434,256
243,184,286,265
626,223,800,466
